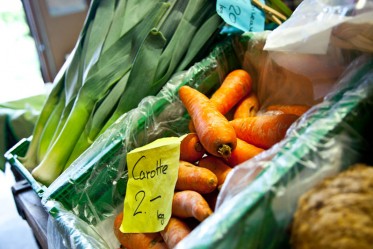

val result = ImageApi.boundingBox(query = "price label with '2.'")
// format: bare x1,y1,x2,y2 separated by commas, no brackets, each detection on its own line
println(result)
120,137,181,233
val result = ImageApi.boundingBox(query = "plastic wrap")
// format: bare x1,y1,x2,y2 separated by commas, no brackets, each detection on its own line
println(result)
264,0,373,54
263,0,373,101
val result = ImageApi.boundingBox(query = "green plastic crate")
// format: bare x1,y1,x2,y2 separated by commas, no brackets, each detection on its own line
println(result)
5,138,46,196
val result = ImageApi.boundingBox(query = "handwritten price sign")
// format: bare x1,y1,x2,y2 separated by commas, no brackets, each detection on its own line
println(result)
216,0,265,32
120,137,181,233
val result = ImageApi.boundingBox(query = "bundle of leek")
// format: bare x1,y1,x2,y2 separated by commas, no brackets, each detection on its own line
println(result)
20,0,224,186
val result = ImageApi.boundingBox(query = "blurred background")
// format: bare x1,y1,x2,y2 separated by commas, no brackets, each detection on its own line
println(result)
0,0,88,247
0,0,44,247
0,0,45,103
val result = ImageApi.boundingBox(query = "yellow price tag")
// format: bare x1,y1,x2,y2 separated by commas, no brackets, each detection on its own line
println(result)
120,137,181,233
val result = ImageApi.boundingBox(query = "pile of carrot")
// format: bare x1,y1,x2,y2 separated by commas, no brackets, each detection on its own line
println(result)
113,69,310,248
179,69,309,165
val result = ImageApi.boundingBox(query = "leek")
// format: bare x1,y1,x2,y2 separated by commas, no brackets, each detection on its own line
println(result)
31,55,135,185
25,0,223,186
22,0,108,167
36,93,66,162
65,29,167,167
31,1,171,186
19,65,65,170
65,0,222,169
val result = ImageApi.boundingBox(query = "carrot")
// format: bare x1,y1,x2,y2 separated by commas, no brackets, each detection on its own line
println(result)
188,119,196,133
227,138,264,167
172,190,213,222
113,212,167,249
160,217,191,249
187,70,252,131
179,133,206,163
233,92,260,119
176,160,218,194
210,69,253,115
198,155,232,188
229,114,299,149
265,104,310,116
178,85,237,159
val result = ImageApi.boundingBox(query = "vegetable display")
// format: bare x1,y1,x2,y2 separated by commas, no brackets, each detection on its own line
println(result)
114,68,309,248
6,4,371,245
20,0,224,186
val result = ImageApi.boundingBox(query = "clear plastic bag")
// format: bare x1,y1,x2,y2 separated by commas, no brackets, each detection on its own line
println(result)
264,0,373,54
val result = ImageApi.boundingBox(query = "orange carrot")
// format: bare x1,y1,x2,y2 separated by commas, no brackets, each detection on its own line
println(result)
176,160,218,194
160,217,191,249
198,156,232,188
227,138,264,167
179,85,237,159
188,120,196,133
265,104,310,116
113,212,167,249
210,69,253,115
187,70,252,131
172,190,213,222
233,92,260,119
179,133,206,163
229,114,299,149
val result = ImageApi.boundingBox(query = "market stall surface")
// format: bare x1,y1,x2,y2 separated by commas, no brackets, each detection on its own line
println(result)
0,0,45,248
